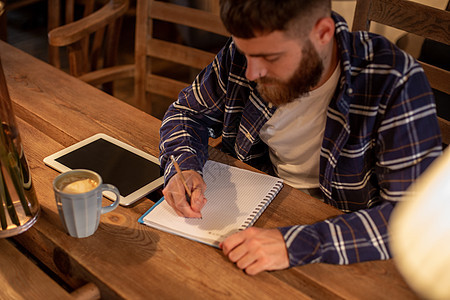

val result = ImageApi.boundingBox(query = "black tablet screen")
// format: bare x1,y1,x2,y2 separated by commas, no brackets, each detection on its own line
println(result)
55,138,161,197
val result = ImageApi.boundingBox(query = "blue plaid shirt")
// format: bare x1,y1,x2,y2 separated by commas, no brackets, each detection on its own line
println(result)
159,13,442,266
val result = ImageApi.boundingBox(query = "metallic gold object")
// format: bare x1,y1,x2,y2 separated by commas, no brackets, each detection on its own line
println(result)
0,54,40,238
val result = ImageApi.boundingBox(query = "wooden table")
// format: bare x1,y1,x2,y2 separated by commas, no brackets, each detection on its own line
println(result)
0,40,419,299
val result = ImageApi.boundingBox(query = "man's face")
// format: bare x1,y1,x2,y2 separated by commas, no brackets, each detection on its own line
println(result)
233,31,324,106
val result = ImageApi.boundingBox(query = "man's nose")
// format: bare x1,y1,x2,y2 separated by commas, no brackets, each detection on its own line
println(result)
245,57,267,81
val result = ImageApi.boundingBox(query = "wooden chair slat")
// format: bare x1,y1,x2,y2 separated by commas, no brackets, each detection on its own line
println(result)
146,73,190,100
147,39,216,70
79,64,135,86
367,0,449,45
438,117,450,147
420,62,450,95
150,1,228,36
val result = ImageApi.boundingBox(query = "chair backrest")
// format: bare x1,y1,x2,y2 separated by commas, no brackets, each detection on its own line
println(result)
48,0,134,94
134,0,229,115
352,0,450,145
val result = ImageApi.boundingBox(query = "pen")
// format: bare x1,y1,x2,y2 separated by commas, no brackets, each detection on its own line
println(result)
170,155,192,203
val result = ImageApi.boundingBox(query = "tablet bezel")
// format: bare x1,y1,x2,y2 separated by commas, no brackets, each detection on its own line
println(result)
43,133,164,206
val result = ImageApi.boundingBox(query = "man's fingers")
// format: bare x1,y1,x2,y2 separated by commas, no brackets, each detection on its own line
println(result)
221,230,246,255
190,188,207,212
176,198,202,218
163,190,202,218
221,228,289,275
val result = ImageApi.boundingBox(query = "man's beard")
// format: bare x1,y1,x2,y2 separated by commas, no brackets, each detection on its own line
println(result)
255,40,324,107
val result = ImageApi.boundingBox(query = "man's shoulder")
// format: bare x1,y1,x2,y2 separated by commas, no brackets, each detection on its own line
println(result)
332,12,419,78
339,29,421,76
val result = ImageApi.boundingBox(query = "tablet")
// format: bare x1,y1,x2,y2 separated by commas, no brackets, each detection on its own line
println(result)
44,133,164,206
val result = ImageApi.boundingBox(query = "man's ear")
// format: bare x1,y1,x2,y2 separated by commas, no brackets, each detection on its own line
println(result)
310,17,335,46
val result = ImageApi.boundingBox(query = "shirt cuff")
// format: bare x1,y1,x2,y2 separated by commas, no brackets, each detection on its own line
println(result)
162,153,204,185
279,225,323,267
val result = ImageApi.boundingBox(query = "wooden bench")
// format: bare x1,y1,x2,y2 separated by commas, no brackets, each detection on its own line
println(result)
0,239,100,300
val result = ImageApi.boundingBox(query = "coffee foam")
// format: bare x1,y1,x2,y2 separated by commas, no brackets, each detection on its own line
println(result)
62,178,98,194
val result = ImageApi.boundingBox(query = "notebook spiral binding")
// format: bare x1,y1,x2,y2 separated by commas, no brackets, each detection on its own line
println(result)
239,181,284,230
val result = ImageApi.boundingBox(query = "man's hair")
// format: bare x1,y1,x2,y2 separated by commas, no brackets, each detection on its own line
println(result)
219,0,331,38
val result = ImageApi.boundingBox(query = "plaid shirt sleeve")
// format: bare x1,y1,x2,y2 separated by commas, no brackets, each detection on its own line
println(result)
159,39,235,183
280,201,394,265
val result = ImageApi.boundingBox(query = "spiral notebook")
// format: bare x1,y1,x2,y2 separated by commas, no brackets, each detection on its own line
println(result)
138,160,283,248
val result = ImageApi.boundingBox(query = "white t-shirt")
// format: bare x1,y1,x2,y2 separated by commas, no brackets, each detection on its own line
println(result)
259,63,341,189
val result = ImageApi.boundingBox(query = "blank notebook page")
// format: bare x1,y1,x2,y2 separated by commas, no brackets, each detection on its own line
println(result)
140,160,283,247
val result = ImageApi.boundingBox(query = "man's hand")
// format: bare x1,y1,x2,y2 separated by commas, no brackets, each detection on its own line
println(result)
162,170,207,218
220,227,289,275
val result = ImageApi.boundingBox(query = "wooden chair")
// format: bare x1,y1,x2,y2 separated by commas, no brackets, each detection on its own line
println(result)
134,0,229,115
351,0,450,145
48,0,134,95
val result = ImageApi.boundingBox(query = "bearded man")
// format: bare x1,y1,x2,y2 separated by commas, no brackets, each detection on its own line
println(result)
159,0,442,275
